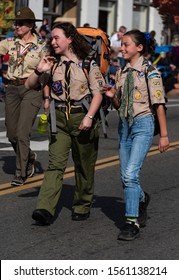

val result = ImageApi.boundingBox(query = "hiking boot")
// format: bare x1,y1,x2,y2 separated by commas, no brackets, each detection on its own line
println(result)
11,175,26,186
138,192,150,227
27,152,37,178
117,222,140,241
32,209,53,225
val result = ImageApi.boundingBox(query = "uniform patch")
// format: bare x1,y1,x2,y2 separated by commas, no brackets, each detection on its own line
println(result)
153,80,161,86
80,84,86,92
95,72,101,76
52,80,63,96
98,81,103,87
154,90,162,99
78,62,83,68
91,61,97,67
41,45,47,50
134,92,142,100
137,71,145,77
147,72,161,79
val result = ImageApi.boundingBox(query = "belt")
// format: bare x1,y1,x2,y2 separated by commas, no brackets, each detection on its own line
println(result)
56,106,84,114
9,78,27,86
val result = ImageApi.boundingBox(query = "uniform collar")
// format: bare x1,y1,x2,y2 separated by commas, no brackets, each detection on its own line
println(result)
15,34,38,46
60,54,78,65
123,56,145,73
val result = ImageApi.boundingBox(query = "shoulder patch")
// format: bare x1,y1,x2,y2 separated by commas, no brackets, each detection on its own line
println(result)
91,61,97,67
147,72,161,79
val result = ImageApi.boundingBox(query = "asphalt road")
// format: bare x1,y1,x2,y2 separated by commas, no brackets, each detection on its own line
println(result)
0,97,179,260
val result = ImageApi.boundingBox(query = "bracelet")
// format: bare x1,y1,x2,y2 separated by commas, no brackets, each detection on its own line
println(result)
160,135,168,138
44,96,51,100
34,69,43,76
86,114,93,120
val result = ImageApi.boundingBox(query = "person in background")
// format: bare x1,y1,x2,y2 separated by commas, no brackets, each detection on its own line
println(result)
110,26,127,67
25,22,105,225
83,23,90,27
38,24,50,42
104,29,169,241
149,30,158,47
165,68,179,96
36,18,51,34
108,57,120,86
0,7,47,186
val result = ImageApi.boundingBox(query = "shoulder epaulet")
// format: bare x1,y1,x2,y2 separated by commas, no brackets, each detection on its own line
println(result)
147,64,156,73
142,58,156,74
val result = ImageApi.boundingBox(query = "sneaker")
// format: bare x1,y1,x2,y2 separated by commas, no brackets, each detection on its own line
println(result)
11,175,26,186
138,192,150,227
117,222,140,241
27,152,37,178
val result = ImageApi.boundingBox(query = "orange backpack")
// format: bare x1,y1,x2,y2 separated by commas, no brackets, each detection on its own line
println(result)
77,27,111,76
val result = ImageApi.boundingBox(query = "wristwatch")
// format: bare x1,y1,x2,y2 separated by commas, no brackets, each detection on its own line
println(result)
86,114,93,120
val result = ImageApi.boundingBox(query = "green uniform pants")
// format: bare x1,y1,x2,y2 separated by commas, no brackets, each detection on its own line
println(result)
36,109,99,216
5,85,43,177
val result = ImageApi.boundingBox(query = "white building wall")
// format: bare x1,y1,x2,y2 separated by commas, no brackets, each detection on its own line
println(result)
117,0,133,31
149,7,163,45
80,0,99,28
28,0,43,28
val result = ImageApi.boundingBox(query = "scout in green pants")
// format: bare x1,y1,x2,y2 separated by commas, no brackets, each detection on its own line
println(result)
25,22,105,225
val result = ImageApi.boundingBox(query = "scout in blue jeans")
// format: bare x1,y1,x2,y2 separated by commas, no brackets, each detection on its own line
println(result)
104,29,170,241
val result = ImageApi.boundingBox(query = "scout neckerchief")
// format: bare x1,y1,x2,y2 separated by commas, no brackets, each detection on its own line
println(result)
15,41,36,67
63,60,73,120
120,67,134,126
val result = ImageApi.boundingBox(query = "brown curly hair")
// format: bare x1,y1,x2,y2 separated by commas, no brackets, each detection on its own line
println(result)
50,22,91,59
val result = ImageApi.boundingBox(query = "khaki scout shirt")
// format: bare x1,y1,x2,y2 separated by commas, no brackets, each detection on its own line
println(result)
0,34,47,80
115,55,165,118
50,54,105,102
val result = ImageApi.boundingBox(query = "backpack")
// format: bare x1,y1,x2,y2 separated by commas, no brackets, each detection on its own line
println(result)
77,27,111,137
77,27,111,76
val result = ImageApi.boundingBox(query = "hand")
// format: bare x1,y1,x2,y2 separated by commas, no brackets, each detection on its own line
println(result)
79,116,92,130
158,136,170,153
103,84,115,98
37,56,56,73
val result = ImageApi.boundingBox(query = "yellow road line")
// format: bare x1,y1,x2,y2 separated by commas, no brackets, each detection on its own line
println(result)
0,142,179,196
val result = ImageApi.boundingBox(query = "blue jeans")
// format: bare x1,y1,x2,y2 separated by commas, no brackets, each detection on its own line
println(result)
118,115,154,217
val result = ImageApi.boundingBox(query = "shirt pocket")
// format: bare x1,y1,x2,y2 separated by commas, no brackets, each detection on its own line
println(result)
133,78,148,104
72,73,89,96
27,51,41,69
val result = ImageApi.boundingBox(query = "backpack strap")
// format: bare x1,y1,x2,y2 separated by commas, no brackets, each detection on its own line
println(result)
82,55,94,80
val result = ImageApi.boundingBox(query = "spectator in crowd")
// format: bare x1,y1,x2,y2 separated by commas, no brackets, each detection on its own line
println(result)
110,25,127,67
149,30,158,46
0,7,47,186
165,68,179,96
36,18,50,34
83,23,90,27
38,24,50,42
108,57,120,85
